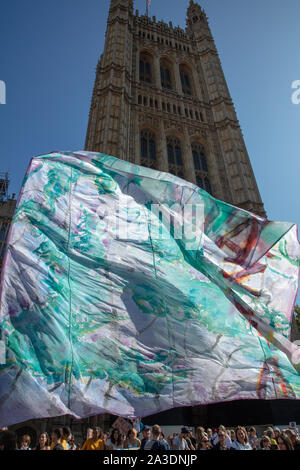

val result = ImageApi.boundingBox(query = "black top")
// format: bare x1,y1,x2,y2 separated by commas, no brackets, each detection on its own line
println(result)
53,443,64,451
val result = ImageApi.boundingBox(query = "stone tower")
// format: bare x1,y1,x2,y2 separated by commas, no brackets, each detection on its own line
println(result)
85,0,266,216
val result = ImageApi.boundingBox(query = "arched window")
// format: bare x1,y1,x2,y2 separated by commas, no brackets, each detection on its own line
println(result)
140,130,157,170
196,175,203,188
160,59,173,90
140,52,153,83
167,136,184,178
192,142,212,194
204,177,212,194
179,65,193,96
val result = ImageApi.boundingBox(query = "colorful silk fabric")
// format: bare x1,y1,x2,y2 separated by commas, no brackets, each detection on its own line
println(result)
0,151,299,426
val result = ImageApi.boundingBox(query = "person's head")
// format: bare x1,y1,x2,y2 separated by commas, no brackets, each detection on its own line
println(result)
69,435,75,448
285,429,296,444
217,430,227,445
198,436,210,449
62,426,71,440
103,432,108,443
274,427,280,439
110,428,123,446
206,428,213,438
38,432,50,449
235,426,248,445
0,431,17,450
181,427,190,439
261,436,271,449
51,428,62,444
92,427,101,441
196,426,205,438
87,427,93,439
277,433,293,451
266,427,275,439
152,425,161,439
142,426,151,440
249,427,256,437
20,434,31,449
230,429,236,441
127,428,138,441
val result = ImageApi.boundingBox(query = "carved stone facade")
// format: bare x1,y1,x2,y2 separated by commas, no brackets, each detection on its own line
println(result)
0,174,16,272
85,0,266,216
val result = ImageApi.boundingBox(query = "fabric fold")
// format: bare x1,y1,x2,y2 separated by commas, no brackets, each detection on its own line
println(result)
0,151,299,426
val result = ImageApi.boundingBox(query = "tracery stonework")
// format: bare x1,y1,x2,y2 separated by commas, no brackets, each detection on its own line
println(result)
85,0,266,216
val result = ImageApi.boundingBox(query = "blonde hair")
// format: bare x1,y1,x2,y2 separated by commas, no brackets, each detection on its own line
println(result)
235,426,248,444
128,428,137,438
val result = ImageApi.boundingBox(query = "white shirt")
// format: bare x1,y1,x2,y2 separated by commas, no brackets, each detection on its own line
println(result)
144,439,156,450
212,434,232,448
231,440,252,450
105,438,123,450
172,436,189,450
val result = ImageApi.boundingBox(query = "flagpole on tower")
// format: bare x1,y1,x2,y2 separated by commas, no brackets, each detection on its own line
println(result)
146,0,150,17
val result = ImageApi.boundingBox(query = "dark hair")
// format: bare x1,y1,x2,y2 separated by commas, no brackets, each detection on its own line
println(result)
110,429,123,446
278,433,294,450
0,431,17,450
152,425,161,438
52,428,62,440
92,427,101,438
62,427,71,437
35,432,50,450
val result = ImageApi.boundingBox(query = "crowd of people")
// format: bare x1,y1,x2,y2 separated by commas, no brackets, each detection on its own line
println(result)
0,423,299,451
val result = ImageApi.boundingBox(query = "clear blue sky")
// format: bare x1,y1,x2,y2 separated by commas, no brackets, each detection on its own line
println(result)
0,0,299,302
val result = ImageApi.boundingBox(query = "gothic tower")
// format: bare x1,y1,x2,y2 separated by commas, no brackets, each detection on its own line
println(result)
85,0,266,216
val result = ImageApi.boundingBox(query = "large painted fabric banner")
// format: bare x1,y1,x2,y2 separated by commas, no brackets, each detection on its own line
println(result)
0,151,299,426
